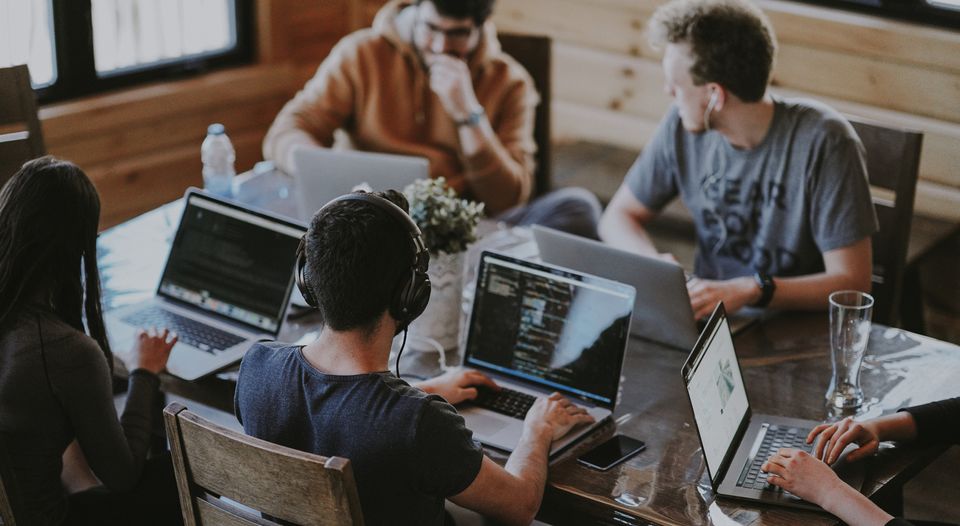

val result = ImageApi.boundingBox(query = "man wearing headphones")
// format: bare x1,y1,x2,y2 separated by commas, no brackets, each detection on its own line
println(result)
599,0,878,319
235,190,593,525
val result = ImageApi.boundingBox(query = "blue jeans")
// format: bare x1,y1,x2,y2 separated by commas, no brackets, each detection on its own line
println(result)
496,187,601,240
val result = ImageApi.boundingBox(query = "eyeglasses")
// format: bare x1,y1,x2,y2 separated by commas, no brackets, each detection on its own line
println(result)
417,18,477,43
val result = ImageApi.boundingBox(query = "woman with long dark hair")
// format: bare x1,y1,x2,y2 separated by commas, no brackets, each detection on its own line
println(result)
0,157,179,525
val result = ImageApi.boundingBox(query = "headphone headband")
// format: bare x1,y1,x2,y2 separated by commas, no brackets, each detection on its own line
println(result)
295,191,431,333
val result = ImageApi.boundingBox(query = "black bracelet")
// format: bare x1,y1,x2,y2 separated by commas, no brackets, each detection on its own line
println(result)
752,272,776,308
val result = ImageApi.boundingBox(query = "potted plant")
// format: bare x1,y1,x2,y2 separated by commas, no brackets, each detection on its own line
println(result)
403,177,484,351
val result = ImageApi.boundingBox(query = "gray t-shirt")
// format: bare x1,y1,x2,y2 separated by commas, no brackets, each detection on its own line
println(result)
627,97,878,280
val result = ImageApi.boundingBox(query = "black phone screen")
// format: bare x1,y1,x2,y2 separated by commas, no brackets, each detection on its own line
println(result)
577,434,646,471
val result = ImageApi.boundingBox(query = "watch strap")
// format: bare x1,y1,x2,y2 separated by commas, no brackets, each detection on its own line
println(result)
454,107,485,127
752,272,776,308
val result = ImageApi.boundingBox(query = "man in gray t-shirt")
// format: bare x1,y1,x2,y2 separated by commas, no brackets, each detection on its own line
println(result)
600,0,877,319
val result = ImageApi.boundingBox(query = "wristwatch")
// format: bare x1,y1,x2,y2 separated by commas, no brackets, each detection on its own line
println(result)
752,272,776,308
454,106,485,128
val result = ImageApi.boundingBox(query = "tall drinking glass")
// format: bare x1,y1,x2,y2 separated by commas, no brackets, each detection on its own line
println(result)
826,290,874,410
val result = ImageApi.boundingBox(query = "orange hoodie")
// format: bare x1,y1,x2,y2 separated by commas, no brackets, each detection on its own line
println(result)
262,0,539,213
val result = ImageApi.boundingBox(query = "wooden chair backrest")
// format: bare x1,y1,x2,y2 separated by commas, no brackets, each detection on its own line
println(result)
848,117,923,326
499,33,552,198
163,403,364,526
0,64,45,188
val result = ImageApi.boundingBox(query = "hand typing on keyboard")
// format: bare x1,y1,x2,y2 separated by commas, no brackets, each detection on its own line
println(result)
524,393,596,443
761,449,848,511
129,327,178,374
414,368,500,405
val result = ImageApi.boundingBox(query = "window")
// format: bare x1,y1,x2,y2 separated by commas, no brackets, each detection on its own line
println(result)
794,0,960,30
0,0,254,103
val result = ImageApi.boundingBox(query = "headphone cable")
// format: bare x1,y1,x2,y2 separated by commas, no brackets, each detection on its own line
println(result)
395,328,408,379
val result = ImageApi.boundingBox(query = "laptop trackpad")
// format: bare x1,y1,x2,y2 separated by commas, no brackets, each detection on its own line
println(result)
465,412,512,436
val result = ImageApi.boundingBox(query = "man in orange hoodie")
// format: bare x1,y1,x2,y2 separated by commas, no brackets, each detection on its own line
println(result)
263,0,601,238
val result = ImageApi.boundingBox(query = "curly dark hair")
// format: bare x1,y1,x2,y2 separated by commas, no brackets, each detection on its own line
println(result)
417,0,496,26
649,0,777,102
303,190,415,336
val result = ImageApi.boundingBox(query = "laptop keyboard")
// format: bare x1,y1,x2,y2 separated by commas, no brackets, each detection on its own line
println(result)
121,306,246,353
474,387,537,419
737,424,813,491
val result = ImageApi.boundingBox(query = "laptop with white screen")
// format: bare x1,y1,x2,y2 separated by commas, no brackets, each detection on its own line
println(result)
682,303,863,510
106,189,305,381
459,251,635,456
292,146,428,221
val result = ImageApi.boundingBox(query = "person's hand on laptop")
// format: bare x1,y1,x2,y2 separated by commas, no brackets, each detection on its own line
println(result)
524,392,596,442
807,417,882,464
761,449,844,505
130,327,178,375
415,367,499,405
762,447,895,526
687,276,759,319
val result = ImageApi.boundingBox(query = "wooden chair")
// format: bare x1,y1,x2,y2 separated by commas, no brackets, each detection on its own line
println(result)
849,117,923,327
163,402,364,526
0,64,45,188
499,33,552,198
0,434,25,526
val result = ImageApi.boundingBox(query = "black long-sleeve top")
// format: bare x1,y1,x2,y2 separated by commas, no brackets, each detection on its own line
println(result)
0,307,160,526
884,397,960,526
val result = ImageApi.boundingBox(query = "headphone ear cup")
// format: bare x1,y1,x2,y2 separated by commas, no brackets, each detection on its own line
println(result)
295,240,318,308
390,269,431,333
406,272,431,322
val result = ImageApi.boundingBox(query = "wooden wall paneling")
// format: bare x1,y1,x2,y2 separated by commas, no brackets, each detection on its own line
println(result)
90,128,266,228
49,97,287,169
256,0,291,63
772,43,960,124
553,43,671,122
495,0,657,60
916,181,960,222
553,100,658,151
41,65,295,144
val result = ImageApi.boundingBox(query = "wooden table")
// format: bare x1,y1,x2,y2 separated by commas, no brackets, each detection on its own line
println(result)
99,169,960,525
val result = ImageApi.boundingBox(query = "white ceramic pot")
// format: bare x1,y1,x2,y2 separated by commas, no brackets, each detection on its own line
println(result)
407,250,465,352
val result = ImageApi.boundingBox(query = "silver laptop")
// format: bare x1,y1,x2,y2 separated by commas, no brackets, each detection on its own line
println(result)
533,225,758,350
533,225,698,349
291,146,428,221
459,251,635,457
106,189,305,381
682,303,863,510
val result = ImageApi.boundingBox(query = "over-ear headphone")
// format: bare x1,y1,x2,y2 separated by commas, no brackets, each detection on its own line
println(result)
295,192,432,334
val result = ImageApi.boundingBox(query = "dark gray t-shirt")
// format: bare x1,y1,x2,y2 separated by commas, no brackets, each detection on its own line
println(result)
235,343,484,526
627,97,878,279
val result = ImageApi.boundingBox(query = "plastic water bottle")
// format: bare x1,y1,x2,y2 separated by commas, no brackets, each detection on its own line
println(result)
201,123,236,198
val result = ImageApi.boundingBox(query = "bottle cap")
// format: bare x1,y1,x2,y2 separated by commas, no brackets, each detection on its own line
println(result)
207,123,226,135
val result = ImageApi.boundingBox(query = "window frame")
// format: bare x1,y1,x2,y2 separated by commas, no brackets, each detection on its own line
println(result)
791,0,960,31
36,0,255,103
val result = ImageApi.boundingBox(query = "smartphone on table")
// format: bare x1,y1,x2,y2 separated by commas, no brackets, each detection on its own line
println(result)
577,434,646,471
